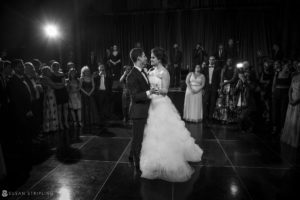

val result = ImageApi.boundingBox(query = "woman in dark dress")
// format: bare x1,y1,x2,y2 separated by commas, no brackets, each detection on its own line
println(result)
79,66,99,127
51,62,69,130
259,60,273,122
109,45,122,80
271,61,292,135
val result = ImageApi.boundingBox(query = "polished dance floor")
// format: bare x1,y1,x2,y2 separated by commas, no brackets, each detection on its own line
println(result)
2,121,300,200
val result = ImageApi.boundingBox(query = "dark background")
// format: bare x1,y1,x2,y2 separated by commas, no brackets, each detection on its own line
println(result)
1,0,300,67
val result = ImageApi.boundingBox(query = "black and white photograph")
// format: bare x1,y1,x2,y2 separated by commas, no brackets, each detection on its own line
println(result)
1,0,300,199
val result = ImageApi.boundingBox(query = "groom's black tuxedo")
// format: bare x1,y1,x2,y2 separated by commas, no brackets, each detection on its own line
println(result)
126,67,150,119
126,66,150,172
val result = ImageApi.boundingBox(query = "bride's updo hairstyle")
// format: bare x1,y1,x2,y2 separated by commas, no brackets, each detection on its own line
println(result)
151,47,168,66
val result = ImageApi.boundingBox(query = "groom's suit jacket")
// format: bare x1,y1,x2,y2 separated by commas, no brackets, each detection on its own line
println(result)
126,67,151,119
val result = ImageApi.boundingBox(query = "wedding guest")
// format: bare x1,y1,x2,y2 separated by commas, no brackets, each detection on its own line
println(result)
51,62,69,130
109,45,122,80
6,59,34,176
271,44,283,61
67,62,75,72
183,64,205,122
255,50,268,78
24,62,42,135
67,68,82,127
214,58,238,123
235,70,257,133
200,61,207,72
259,60,274,122
203,56,221,121
170,43,183,88
226,38,238,61
80,66,99,127
214,44,227,68
271,61,291,135
32,59,42,76
192,43,207,66
40,66,59,133
281,62,300,147
94,63,112,122
120,65,132,124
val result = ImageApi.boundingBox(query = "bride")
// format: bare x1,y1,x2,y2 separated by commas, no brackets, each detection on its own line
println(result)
140,47,203,182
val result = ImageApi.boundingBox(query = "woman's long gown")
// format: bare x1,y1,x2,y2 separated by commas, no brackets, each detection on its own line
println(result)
140,67,203,182
281,74,300,147
183,72,205,122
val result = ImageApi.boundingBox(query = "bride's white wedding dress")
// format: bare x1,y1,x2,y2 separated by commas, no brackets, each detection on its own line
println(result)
140,67,203,182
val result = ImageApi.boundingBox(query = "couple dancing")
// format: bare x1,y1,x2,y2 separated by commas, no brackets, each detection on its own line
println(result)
126,47,203,182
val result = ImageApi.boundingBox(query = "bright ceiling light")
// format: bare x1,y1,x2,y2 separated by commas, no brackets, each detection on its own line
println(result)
44,24,60,38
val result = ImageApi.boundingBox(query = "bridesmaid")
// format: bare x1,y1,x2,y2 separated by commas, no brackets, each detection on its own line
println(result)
183,64,205,122
281,62,300,147
79,66,99,127
51,62,69,130
67,68,82,127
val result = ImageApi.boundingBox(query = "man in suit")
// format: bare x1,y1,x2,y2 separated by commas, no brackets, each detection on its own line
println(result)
24,62,43,137
192,43,207,67
94,63,112,123
215,44,227,68
5,59,33,178
203,56,221,121
126,48,155,174
170,43,183,88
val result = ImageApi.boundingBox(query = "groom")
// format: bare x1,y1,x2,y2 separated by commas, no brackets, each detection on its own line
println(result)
126,48,153,174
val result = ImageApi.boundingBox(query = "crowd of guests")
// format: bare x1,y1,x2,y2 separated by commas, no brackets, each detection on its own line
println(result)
0,57,114,182
182,49,300,149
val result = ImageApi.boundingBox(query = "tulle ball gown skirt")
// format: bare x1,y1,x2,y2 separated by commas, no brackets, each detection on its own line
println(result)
140,95,203,182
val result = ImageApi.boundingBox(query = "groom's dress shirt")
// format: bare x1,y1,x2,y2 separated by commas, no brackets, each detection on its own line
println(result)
208,65,214,84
